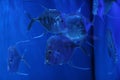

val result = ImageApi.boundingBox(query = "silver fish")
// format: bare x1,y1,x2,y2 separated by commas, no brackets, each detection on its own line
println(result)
106,29,117,64
45,34,90,70
27,7,66,34
8,46,30,75
64,15,87,41
63,13,94,49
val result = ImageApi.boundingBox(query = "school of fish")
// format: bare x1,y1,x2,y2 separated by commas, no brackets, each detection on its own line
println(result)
7,0,119,75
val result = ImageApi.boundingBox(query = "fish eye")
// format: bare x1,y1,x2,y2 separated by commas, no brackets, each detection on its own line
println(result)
61,19,64,23
46,50,52,61
48,50,52,54
9,59,13,63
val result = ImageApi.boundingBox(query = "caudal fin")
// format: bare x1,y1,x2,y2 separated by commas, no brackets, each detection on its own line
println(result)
27,19,35,30
25,11,36,30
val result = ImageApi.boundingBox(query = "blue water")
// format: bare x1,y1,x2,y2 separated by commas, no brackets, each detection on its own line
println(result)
0,0,120,80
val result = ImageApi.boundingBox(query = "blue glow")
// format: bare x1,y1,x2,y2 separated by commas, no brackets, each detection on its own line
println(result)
0,0,120,80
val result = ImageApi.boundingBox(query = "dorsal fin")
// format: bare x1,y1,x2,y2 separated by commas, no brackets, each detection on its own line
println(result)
39,4,49,11
77,1,86,14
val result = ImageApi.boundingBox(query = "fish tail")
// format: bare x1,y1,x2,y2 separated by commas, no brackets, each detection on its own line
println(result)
27,19,35,30
24,11,37,30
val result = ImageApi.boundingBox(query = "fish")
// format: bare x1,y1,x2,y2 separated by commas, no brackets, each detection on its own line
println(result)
92,0,120,21
45,34,90,70
63,13,94,48
60,2,94,47
8,46,30,75
64,14,87,41
106,29,117,64
26,6,66,34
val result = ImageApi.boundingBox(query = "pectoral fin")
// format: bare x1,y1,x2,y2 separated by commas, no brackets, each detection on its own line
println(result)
78,45,90,56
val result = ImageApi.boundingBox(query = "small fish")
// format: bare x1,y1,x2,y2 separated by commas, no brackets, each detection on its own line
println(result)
8,46,30,75
26,6,66,34
45,34,90,70
106,29,117,64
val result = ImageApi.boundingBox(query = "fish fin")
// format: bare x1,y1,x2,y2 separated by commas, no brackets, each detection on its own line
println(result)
39,4,48,11
85,41,94,48
15,32,45,46
15,40,30,46
78,45,90,56
104,2,120,19
32,33,45,39
21,49,31,69
68,62,91,70
104,2,113,15
77,1,86,14
15,33,45,46
27,19,36,30
25,12,38,30
21,59,31,69
106,29,118,64
27,17,40,30
24,11,32,19
16,72,29,76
